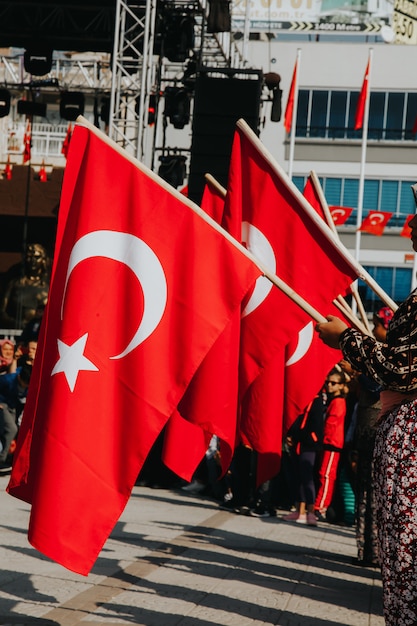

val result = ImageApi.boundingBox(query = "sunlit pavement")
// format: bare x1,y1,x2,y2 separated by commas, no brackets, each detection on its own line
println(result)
0,475,384,626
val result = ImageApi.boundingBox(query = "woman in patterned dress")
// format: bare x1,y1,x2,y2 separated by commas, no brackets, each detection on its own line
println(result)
315,213,417,626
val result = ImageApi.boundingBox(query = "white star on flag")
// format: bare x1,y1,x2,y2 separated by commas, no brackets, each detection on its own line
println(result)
51,333,99,392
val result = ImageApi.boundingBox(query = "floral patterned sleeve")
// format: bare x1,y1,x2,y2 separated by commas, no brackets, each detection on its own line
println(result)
339,291,417,392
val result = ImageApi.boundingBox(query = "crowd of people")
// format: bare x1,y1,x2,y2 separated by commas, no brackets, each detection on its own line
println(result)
0,307,42,469
140,305,394,582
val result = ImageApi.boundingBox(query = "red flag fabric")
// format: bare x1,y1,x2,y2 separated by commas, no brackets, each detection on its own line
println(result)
283,58,298,133
412,115,417,134
23,119,31,163
281,182,354,435
38,159,47,182
223,124,357,484
354,59,370,131
4,155,12,180
401,214,414,237
161,176,239,480
284,307,344,436
329,206,353,225
200,177,226,225
358,210,392,235
7,123,261,575
61,123,72,158
303,176,326,221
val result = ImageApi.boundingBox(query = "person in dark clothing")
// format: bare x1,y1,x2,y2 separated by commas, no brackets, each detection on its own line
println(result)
282,390,326,526
0,364,32,467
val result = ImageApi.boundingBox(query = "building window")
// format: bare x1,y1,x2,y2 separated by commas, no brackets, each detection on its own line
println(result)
359,266,412,309
296,89,417,140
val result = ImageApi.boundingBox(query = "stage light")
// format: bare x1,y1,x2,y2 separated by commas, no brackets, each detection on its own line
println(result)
24,47,53,76
264,72,282,122
60,92,85,121
164,87,190,129
158,155,187,188
17,100,47,117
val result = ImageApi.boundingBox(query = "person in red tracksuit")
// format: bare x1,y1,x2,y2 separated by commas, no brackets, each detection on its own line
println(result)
314,367,347,521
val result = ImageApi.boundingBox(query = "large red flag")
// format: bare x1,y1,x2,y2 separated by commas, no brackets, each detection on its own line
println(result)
23,119,31,163
354,59,370,131
200,175,226,224
223,123,357,483
303,175,326,221
280,177,352,434
358,210,392,235
283,57,298,133
7,122,261,575
161,175,239,480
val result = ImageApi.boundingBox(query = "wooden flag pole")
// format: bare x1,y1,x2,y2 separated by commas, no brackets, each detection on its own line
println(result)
236,118,398,313
76,116,327,324
309,170,337,235
333,297,371,336
309,170,373,333
204,173,227,196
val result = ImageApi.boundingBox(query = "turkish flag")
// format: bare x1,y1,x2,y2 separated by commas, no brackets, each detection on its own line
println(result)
200,176,226,224
354,59,370,131
38,159,47,182
7,122,261,575
283,57,298,133
284,310,343,436
358,210,392,235
280,180,353,435
4,155,12,180
303,175,326,221
401,214,414,238
223,124,357,484
329,206,353,225
61,123,72,158
161,175,238,480
23,119,31,163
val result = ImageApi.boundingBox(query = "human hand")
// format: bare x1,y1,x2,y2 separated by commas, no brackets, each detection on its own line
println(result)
315,315,348,349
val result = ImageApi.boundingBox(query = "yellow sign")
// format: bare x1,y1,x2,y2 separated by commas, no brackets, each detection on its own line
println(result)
393,0,417,44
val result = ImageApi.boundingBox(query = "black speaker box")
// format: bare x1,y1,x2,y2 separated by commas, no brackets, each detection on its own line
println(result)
188,71,262,205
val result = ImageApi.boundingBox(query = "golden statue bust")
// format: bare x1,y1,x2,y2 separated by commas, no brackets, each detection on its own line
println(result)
0,243,50,329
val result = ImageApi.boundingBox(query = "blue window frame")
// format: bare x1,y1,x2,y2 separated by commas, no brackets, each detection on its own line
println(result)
296,89,417,140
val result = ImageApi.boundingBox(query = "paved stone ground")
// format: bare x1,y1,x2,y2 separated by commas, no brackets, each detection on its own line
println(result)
0,473,384,625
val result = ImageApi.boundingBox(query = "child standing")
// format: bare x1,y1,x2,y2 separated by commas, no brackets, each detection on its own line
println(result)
314,367,347,521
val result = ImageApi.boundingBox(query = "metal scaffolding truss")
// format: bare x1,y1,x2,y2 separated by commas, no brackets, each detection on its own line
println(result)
108,0,250,166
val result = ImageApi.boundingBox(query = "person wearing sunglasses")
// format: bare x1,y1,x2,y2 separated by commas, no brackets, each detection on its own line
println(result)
314,367,347,522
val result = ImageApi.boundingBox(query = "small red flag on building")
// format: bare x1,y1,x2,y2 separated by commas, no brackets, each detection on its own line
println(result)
61,123,72,158
23,119,31,163
354,59,370,131
400,214,414,237
329,206,354,225
4,155,12,180
358,210,392,235
283,57,298,133
39,159,47,182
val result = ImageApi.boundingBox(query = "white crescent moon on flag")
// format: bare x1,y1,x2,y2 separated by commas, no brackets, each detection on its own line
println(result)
286,321,314,366
369,213,385,225
63,230,167,359
241,221,276,317
331,208,346,221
